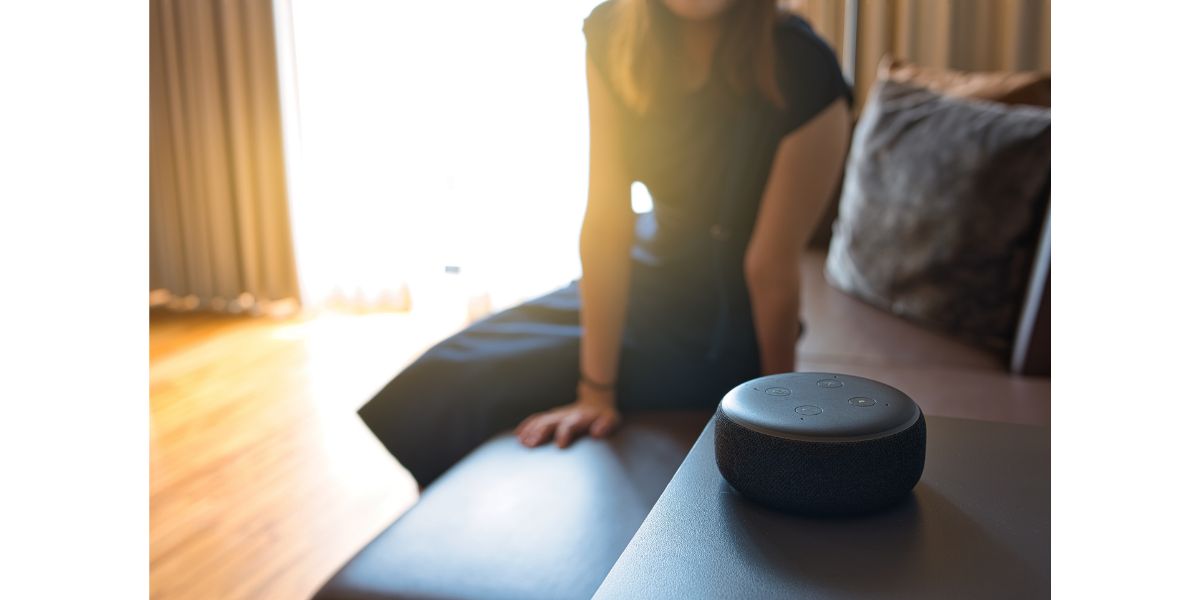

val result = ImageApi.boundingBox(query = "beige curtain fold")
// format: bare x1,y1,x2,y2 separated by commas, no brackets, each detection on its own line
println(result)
784,0,1051,112
150,0,298,312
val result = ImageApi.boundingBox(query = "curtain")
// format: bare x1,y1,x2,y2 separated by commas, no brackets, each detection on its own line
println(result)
785,0,1051,111
150,0,299,314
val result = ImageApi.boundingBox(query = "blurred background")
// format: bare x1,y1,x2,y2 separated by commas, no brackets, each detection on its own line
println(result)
150,0,1049,321
149,1,1050,598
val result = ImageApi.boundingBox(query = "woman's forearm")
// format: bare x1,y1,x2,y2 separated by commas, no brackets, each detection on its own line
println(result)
578,215,634,389
514,211,630,448
747,266,801,375
578,51,634,395
742,102,852,376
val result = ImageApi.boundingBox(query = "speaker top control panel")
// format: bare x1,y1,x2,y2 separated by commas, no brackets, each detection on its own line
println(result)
720,372,921,442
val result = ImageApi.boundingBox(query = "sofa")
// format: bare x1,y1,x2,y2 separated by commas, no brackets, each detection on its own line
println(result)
315,52,1052,599
312,249,1049,600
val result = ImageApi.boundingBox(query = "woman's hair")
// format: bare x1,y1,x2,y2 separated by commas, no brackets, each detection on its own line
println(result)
607,0,785,114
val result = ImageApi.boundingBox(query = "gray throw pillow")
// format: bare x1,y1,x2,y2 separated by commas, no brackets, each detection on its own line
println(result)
826,78,1051,353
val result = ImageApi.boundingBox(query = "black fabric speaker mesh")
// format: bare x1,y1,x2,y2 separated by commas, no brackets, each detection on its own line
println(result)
715,407,926,515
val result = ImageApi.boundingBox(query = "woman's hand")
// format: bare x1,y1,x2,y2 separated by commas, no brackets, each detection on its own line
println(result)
515,385,621,449
522,56,630,450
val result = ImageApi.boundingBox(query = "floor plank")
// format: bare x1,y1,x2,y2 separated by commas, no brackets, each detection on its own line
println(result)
150,309,459,600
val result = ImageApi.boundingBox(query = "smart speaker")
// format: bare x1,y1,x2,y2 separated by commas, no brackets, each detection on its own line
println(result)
715,372,925,516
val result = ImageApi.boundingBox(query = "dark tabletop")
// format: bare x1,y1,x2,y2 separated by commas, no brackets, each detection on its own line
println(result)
593,416,1050,599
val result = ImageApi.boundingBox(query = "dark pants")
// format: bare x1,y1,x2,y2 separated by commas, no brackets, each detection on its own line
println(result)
358,282,760,486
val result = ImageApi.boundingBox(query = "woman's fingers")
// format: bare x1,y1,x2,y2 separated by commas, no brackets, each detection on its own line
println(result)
518,405,622,448
514,414,535,439
516,412,544,442
554,413,590,449
589,412,619,438
520,414,555,447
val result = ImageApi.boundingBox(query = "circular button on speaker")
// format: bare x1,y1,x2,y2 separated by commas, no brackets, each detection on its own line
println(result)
816,378,844,389
795,405,823,415
765,387,791,396
849,396,877,407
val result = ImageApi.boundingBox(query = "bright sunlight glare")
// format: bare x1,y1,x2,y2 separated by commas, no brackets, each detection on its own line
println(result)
280,1,606,314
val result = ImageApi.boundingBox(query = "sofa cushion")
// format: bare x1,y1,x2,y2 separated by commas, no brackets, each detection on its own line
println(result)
798,252,1049,426
880,55,1051,108
313,411,710,600
807,57,1049,250
826,77,1051,353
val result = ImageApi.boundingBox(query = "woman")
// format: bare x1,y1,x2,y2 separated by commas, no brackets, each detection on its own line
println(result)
359,0,851,487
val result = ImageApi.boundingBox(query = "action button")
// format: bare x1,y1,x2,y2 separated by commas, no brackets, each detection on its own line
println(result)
848,396,877,407
795,405,823,415
764,387,791,396
816,379,844,389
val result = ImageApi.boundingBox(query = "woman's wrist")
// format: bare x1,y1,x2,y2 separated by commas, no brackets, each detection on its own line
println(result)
576,378,617,407
578,371,616,393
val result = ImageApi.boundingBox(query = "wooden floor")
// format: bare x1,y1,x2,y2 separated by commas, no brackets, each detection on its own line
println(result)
150,309,462,600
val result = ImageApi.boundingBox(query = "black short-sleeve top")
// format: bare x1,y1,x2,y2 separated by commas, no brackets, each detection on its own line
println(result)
580,0,852,361
582,1,851,247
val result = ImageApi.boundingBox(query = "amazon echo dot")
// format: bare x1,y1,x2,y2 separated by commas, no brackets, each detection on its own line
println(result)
715,372,925,516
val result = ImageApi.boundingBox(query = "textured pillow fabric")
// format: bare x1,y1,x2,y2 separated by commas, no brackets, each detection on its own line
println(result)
807,58,1051,250
880,55,1051,108
825,78,1051,353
